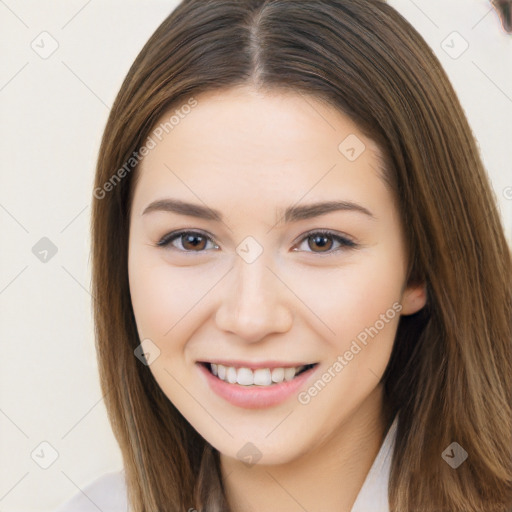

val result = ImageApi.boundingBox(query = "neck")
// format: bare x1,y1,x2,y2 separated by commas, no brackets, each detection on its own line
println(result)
220,384,389,512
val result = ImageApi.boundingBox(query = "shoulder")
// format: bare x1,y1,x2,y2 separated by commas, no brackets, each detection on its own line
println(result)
54,469,128,512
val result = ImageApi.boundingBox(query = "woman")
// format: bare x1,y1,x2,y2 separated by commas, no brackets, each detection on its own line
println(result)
56,0,512,510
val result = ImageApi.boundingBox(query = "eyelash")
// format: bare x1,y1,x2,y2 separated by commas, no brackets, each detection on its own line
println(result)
155,229,358,255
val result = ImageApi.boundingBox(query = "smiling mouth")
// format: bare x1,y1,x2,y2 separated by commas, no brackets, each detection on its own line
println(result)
200,362,318,386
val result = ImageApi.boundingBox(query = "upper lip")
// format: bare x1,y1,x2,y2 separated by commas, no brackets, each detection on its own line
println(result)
198,359,317,369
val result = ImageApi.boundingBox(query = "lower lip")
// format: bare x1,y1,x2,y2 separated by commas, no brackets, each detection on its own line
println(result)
197,363,318,409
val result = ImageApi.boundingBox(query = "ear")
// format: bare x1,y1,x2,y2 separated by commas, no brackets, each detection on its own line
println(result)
400,281,428,316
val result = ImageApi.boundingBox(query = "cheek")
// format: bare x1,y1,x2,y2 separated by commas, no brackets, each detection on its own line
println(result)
128,251,200,340
128,250,229,352
289,258,403,337
342,268,402,334
281,246,404,375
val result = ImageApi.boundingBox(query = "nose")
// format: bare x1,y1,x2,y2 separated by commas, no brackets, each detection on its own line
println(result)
215,255,293,343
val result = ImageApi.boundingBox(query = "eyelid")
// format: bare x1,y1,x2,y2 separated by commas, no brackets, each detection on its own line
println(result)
156,228,358,254
292,229,357,255
156,229,219,251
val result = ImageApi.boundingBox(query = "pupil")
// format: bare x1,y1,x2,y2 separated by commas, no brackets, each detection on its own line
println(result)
184,234,205,250
311,235,331,252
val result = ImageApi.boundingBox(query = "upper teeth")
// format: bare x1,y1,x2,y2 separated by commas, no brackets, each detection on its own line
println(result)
211,364,306,386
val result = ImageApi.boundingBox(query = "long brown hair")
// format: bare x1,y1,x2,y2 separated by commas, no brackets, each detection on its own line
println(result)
91,1,512,510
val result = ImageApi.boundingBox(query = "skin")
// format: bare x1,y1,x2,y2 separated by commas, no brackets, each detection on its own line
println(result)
127,85,427,512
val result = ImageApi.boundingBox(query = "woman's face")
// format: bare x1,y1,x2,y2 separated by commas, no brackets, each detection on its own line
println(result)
127,86,426,464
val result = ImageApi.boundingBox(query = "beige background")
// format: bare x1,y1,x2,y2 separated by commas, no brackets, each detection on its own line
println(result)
0,0,510,510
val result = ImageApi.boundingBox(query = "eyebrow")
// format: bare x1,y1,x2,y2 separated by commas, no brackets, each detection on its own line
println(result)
141,198,376,223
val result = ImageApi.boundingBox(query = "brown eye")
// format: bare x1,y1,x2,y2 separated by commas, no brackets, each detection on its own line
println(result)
181,233,207,251
157,230,218,252
308,233,333,252
294,230,357,255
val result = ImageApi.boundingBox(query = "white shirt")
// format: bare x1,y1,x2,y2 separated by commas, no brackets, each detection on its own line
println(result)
55,415,398,512
350,415,397,512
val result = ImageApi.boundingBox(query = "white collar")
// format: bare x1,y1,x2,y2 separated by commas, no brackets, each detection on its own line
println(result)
349,414,398,512
56,415,399,512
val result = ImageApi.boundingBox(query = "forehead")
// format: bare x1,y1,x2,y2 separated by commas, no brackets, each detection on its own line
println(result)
133,86,388,215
